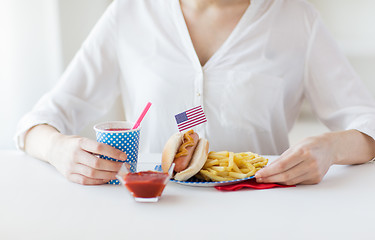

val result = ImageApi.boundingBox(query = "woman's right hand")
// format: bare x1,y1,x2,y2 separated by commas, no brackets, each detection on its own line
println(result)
25,125,127,185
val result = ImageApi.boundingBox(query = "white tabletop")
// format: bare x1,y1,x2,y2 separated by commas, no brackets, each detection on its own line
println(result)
1,150,374,240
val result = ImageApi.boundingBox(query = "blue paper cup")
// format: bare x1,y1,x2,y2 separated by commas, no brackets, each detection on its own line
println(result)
93,121,141,185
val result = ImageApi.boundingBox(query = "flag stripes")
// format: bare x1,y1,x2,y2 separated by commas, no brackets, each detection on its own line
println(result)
175,106,207,132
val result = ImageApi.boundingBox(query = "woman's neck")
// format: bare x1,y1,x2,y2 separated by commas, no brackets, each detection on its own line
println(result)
180,0,250,11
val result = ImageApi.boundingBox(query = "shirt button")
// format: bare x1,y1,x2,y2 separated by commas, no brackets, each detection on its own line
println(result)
196,92,201,97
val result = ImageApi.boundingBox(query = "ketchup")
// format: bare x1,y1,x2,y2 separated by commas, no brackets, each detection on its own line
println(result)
124,171,169,198
105,128,130,131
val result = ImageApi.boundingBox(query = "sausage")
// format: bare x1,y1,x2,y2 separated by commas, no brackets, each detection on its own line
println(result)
173,130,199,172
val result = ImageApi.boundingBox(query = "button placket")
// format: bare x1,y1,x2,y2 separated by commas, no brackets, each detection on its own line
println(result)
193,69,206,139
194,70,204,106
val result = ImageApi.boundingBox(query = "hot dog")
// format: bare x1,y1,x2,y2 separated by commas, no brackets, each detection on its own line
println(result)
161,129,209,181
173,130,199,172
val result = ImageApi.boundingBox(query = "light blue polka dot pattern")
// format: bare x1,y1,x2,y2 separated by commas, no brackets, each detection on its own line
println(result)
96,129,141,185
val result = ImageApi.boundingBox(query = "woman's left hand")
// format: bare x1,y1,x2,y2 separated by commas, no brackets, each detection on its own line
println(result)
255,130,375,185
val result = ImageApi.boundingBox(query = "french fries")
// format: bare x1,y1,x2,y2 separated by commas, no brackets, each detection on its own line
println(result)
195,151,268,182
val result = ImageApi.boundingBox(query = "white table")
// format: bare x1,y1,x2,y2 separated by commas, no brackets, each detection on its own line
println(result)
1,150,374,240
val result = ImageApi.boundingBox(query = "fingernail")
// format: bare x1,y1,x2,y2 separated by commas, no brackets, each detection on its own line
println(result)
257,178,263,183
255,172,262,178
120,153,127,160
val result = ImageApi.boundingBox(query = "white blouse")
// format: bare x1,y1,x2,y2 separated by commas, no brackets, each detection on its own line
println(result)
16,0,375,155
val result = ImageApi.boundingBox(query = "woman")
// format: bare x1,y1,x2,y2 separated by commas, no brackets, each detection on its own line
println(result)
16,0,375,185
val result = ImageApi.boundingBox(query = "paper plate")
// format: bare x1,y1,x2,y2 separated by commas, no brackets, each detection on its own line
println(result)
170,176,255,187
154,165,255,187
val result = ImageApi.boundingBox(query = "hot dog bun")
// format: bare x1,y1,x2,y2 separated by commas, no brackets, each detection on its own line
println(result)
162,131,209,181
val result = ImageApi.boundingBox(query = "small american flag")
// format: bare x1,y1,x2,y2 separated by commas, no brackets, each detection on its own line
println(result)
175,106,207,132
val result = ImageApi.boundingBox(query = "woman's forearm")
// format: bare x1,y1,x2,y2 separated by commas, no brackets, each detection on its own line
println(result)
256,129,375,185
333,130,375,165
24,124,61,163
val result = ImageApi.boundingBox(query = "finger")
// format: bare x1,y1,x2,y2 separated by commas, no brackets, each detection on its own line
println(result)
79,138,127,161
255,151,304,179
76,150,123,172
73,163,118,180
281,164,328,185
68,173,108,185
257,161,310,185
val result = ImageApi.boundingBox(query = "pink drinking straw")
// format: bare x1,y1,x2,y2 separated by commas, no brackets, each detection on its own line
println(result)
132,102,152,129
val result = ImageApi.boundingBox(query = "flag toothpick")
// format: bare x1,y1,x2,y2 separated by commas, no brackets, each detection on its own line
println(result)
175,106,207,132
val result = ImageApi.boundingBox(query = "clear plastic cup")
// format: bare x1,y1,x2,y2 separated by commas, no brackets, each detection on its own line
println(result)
116,164,174,202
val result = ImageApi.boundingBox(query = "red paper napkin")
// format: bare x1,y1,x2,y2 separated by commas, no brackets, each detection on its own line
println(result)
215,178,296,191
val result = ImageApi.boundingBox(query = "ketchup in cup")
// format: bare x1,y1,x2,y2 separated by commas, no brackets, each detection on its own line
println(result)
105,128,130,131
125,171,168,198
116,163,175,202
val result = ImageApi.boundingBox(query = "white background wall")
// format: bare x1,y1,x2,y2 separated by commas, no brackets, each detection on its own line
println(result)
0,0,63,149
0,0,113,149
309,0,375,91
1,0,374,149
58,0,113,67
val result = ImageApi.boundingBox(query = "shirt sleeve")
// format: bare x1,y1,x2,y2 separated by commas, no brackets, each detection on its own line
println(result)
14,1,120,150
304,14,375,141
